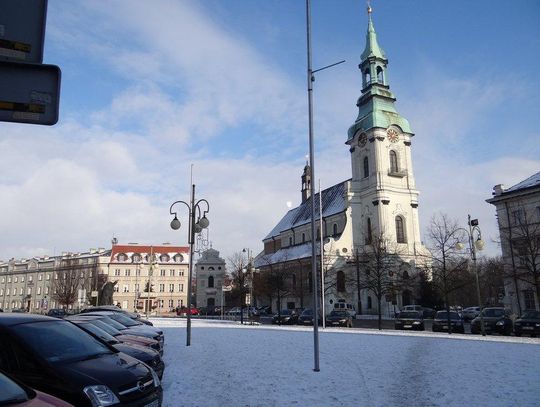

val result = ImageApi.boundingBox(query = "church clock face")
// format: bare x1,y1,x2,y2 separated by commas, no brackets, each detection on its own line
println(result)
387,128,399,143
358,133,367,147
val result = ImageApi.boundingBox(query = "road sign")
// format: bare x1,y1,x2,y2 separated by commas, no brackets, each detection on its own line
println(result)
0,61,60,125
0,0,48,64
91,291,98,297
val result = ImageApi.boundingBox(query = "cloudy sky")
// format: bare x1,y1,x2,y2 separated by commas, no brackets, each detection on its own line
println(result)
1,0,539,262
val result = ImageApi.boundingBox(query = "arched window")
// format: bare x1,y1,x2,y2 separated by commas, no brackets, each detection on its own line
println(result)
174,253,184,263
337,271,345,292
160,254,170,262
367,296,372,309
376,66,384,83
363,157,369,178
289,236,293,246
333,223,338,236
389,150,399,173
402,270,409,280
208,276,214,288
395,216,406,243
366,217,373,244
364,69,371,86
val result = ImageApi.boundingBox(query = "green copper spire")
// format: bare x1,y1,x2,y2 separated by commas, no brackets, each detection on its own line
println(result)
347,5,412,140
361,6,386,60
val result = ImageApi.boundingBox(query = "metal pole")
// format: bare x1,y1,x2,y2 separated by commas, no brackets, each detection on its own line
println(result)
469,214,485,336
355,248,361,316
319,180,325,328
186,184,196,346
306,0,320,372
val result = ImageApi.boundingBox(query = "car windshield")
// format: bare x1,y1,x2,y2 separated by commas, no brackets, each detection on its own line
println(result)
74,321,118,344
0,373,29,404
399,311,420,318
87,318,123,336
521,311,540,319
435,311,461,319
13,320,113,363
107,313,142,327
482,309,505,317
330,311,348,317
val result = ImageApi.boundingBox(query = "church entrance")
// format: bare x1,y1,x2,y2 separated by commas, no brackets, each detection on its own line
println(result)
207,297,215,308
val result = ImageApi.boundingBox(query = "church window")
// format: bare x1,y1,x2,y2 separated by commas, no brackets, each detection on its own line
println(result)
389,150,399,173
333,223,338,236
366,218,373,244
363,157,369,178
337,271,345,292
208,276,214,288
395,216,406,243
376,66,384,83
289,236,293,246
364,69,371,86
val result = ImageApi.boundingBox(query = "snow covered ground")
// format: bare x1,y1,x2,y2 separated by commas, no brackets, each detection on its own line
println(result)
151,318,540,407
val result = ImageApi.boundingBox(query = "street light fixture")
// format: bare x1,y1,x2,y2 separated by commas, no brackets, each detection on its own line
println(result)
242,248,253,323
455,214,486,336
169,184,210,347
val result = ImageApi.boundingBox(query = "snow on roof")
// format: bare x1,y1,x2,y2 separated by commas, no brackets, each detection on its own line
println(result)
263,180,349,240
254,242,314,267
505,171,540,193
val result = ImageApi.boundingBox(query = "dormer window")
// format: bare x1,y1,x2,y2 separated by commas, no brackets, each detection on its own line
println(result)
117,253,127,262
174,253,184,263
160,254,170,263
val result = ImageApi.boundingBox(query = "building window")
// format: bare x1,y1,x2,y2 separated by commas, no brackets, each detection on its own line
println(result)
337,271,345,292
160,254,170,262
46,274,51,280
169,299,174,308
179,284,184,292
289,236,293,246
364,69,370,86
118,253,127,262
45,287,49,295
208,276,214,288
125,269,130,276
395,216,406,243
512,209,524,225
174,254,184,263
367,296,372,309
14,277,18,283
376,66,384,83
37,286,42,295
366,218,373,244
333,223,338,236
179,271,184,276
123,285,129,293
113,285,119,292
136,268,141,276
159,284,165,293
160,269,166,276
135,283,139,292
169,284,174,292
389,150,398,173
114,269,121,276
363,157,369,178
170,269,175,277
523,290,536,310
38,274,42,281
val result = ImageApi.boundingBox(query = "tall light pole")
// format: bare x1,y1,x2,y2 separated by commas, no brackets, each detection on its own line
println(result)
456,215,486,336
169,184,210,347
306,0,345,372
243,248,253,320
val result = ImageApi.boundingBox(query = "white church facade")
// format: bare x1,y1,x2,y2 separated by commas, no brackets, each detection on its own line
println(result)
254,8,430,317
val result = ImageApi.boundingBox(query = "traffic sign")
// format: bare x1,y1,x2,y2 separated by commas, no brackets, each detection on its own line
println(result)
0,60,60,125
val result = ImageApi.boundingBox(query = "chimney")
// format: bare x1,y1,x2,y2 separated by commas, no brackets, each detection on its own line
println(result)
493,184,505,196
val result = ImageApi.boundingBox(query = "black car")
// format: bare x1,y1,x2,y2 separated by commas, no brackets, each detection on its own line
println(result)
69,319,165,379
297,308,322,326
394,311,425,331
271,309,299,325
69,314,164,354
513,310,540,337
0,314,162,407
47,308,73,318
80,305,154,326
432,311,465,333
471,307,513,335
325,310,353,327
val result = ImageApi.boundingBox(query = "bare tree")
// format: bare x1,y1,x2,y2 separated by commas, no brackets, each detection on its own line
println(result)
51,258,81,308
426,213,470,334
256,254,294,324
358,232,401,330
499,205,540,311
227,252,250,323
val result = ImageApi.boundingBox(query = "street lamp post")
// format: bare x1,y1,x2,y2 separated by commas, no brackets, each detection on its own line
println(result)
456,215,486,336
242,248,253,322
169,184,210,347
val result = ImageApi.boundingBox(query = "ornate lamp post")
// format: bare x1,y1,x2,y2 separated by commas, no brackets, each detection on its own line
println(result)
455,215,486,336
169,184,210,347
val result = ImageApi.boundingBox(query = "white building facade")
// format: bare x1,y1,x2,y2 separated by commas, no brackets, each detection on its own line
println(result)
195,248,227,311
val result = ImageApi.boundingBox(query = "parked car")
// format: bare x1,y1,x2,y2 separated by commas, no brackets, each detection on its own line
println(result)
471,307,513,335
462,306,481,321
513,310,540,337
432,311,465,333
421,307,436,319
176,306,200,316
46,309,73,318
271,309,299,325
333,301,356,317
69,319,165,379
66,315,162,355
297,308,322,326
0,370,73,406
325,310,353,327
0,314,162,407
80,305,154,326
401,305,423,312
257,305,272,315
394,311,425,331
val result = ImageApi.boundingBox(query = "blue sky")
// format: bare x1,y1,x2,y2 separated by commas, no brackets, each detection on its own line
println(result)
1,0,539,261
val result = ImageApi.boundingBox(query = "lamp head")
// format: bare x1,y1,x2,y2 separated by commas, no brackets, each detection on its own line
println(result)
455,242,465,251
170,216,181,230
198,215,209,229
193,223,203,234
475,238,485,251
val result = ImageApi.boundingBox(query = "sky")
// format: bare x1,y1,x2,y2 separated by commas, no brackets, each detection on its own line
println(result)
1,0,539,262
156,318,540,406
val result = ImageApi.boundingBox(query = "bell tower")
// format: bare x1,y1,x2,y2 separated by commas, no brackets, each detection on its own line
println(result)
301,162,312,203
346,6,425,258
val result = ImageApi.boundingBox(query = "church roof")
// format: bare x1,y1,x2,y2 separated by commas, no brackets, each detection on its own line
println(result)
254,242,314,267
505,171,540,193
360,9,386,60
263,180,349,240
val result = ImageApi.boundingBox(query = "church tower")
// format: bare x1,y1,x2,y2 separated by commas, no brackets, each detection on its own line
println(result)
301,162,312,203
346,6,425,259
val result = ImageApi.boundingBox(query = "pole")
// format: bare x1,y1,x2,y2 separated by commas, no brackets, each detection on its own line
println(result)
319,180,325,328
469,214,485,336
186,184,196,346
355,248,361,316
306,0,320,372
